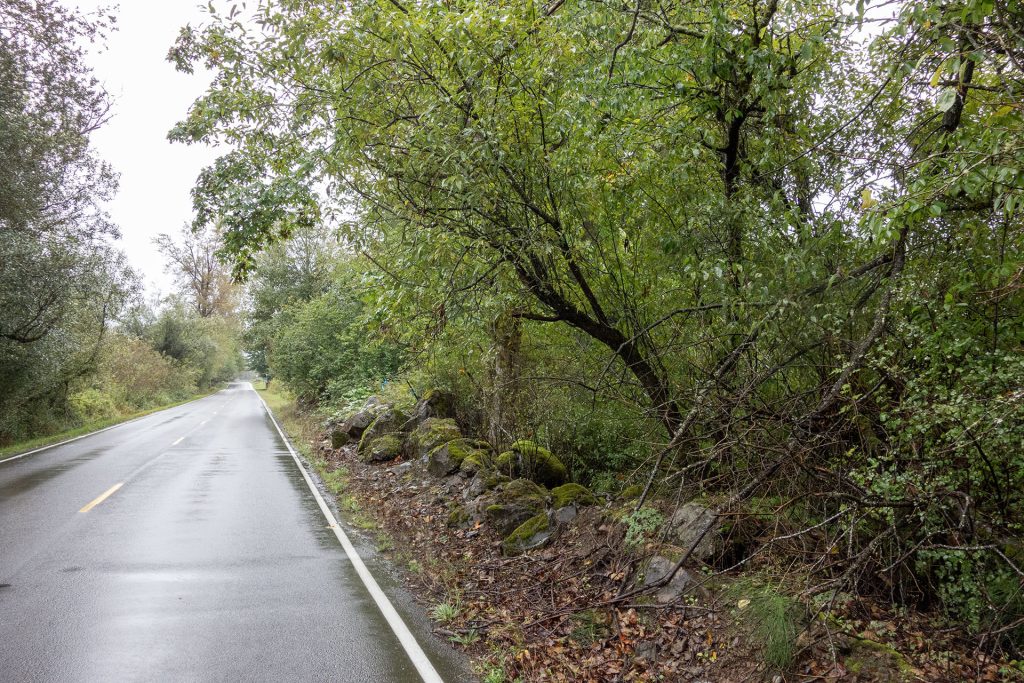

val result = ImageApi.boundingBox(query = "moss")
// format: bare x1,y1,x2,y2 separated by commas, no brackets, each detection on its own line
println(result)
844,637,913,679
408,417,462,457
501,513,551,555
551,483,597,508
495,440,567,487
619,484,644,500
447,505,471,528
362,433,403,463
459,449,494,475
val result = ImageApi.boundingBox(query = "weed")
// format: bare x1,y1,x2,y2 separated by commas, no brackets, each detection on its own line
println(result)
407,559,422,574
450,628,480,646
431,600,460,623
623,506,665,548
727,579,804,670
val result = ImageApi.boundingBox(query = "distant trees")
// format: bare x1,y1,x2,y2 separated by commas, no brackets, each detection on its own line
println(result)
155,223,237,318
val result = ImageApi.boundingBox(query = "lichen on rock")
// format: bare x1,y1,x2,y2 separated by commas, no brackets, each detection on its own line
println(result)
494,440,567,487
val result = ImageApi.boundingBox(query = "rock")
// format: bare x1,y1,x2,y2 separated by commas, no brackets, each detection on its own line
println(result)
447,505,472,529
362,434,404,463
670,502,722,562
464,471,509,499
551,483,597,508
357,407,410,457
427,438,487,477
333,396,387,446
389,461,414,477
459,449,494,477
553,505,578,525
329,429,350,449
501,513,552,555
640,555,698,604
494,440,568,487
406,418,462,460
410,389,456,426
482,478,549,535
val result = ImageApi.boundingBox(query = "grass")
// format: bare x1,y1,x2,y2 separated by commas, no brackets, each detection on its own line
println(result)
726,578,804,671
0,389,219,463
431,600,460,624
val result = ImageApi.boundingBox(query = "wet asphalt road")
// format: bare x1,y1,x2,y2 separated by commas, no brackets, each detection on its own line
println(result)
0,383,461,682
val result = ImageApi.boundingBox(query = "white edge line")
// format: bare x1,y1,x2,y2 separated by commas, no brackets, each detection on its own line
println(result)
0,391,224,466
256,390,444,683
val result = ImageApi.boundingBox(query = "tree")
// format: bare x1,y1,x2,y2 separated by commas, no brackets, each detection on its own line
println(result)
0,0,133,441
173,0,1024,642
155,223,237,318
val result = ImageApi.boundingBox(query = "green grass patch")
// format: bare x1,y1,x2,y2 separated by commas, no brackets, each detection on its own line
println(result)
0,389,220,462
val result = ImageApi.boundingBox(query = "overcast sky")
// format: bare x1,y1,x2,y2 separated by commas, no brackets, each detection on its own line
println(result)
73,1,221,297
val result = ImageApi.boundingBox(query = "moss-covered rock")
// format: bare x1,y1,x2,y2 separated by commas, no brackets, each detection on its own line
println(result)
410,389,456,425
447,505,471,528
406,417,462,460
427,438,485,477
551,483,597,509
482,478,549,535
459,449,494,476
357,407,410,456
330,428,352,449
501,513,552,555
494,440,568,487
362,434,404,463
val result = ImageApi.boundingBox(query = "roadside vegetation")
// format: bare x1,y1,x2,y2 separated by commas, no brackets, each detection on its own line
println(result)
173,0,1024,678
0,1,243,450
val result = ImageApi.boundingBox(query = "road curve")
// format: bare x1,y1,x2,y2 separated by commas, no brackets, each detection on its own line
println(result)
0,382,464,682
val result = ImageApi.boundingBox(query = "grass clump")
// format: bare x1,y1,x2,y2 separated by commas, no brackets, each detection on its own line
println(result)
726,579,804,671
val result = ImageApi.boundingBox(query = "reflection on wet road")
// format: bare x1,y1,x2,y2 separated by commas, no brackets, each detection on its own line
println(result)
0,383,456,682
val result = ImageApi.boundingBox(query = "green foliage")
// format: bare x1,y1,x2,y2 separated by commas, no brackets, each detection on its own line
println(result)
431,600,460,624
623,507,665,549
728,580,804,670
173,0,1024,650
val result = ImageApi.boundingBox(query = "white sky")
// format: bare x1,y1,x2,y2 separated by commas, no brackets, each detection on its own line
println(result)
73,1,221,297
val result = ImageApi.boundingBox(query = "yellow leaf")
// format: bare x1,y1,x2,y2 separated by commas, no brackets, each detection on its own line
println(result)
861,188,878,210
737,598,751,610
929,61,945,88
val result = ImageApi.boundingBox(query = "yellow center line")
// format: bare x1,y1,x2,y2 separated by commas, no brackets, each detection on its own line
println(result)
79,482,124,513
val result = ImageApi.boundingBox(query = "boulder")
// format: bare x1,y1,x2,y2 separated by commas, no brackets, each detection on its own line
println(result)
332,396,387,446
463,470,509,499
357,407,410,456
406,417,462,460
551,483,597,508
447,504,472,529
640,555,698,604
502,513,552,555
427,438,488,477
494,440,568,487
362,434,404,463
670,502,722,562
459,449,494,477
410,389,456,426
482,478,549,535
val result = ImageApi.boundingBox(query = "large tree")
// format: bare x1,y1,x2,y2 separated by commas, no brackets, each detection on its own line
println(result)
173,0,1023,639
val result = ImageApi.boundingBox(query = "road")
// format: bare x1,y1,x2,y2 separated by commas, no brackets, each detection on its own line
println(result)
0,382,464,682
